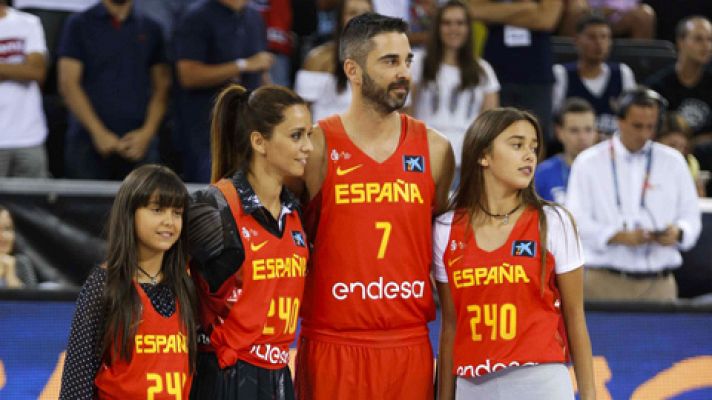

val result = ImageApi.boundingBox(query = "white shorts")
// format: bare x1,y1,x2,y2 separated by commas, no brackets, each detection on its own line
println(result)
455,363,573,400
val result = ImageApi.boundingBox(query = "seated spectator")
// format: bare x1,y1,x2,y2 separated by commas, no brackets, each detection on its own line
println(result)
566,87,701,301
0,205,37,288
553,13,636,136
58,0,170,180
411,0,498,176
535,97,597,203
648,16,712,146
657,111,707,197
0,0,49,178
294,0,372,122
174,0,273,183
559,0,655,39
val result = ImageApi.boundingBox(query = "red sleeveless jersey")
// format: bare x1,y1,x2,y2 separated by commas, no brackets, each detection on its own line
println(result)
94,283,191,399
442,207,570,378
191,179,308,369
301,114,436,340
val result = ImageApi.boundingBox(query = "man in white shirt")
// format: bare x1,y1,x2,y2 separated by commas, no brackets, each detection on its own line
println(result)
0,0,48,177
553,13,636,136
566,86,701,301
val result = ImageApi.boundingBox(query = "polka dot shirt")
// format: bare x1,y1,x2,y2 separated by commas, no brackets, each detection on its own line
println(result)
59,267,176,399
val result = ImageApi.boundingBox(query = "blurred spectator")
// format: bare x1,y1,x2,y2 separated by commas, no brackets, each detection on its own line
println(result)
553,13,636,136
408,0,437,48
0,0,49,177
134,0,195,59
657,111,707,197
535,97,596,202
0,205,37,288
566,87,701,301
468,0,563,142
57,0,170,180
648,16,712,146
174,0,272,183
12,0,95,12
294,0,371,122
411,0,499,172
558,0,655,39
251,0,294,87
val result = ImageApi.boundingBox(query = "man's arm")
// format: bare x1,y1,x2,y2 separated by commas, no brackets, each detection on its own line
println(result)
467,0,563,31
118,63,171,161
0,52,46,83
58,57,119,157
176,52,274,89
427,128,455,215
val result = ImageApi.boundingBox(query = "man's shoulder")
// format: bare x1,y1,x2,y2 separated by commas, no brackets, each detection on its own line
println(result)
645,64,676,88
574,140,607,166
536,155,563,174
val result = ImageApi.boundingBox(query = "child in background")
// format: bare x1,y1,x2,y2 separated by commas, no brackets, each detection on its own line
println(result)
60,164,196,399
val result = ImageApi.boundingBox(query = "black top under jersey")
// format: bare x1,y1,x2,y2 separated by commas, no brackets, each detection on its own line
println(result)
186,170,301,293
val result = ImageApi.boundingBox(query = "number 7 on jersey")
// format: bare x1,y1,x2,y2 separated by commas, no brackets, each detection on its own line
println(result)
375,221,392,259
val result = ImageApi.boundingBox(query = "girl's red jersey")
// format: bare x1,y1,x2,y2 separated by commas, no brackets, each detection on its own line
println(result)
442,207,570,378
94,283,191,399
301,114,436,338
191,179,308,369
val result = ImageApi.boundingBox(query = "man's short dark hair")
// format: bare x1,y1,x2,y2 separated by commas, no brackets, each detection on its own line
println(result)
339,12,409,65
676,15,710,40
615,86,668,118
555,97,595,126
575,12,610,35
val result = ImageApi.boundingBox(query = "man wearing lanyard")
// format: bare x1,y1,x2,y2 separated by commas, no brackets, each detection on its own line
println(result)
566,86,701,301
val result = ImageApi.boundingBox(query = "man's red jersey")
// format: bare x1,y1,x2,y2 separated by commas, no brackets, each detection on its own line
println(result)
191,179,308,369
301,114,436,340
94,283,191,399
442,207,570,378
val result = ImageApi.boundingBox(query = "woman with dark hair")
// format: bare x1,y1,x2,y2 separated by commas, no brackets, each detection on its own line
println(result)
0,205,37,288
60,164,197,399
433,108,595,399
294,0,372,121
187,84,312,399
657,111,706,196
411,0,499,175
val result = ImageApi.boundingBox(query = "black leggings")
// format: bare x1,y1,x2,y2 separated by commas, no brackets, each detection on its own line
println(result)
189,352,295,400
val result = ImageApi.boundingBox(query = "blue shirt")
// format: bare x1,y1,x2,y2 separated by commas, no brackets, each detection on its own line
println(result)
535,154,570,203
173,0,267,177
58,2,166,141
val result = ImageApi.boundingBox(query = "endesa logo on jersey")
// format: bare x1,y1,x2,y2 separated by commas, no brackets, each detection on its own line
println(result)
403,155,425,173
332,276,426,300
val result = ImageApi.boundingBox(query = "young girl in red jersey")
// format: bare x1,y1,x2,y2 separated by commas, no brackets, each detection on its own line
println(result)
434,108,595,399
60,164,197,399
187,84,312,399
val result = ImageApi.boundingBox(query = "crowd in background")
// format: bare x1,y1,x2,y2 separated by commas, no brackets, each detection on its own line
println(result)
0,0,710,296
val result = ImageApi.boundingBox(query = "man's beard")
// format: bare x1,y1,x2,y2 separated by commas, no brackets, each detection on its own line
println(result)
361,70,410,115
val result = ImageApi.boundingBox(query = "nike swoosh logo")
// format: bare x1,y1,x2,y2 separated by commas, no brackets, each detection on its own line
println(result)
336,164,363,176
448,255,463,267
250,240,269,252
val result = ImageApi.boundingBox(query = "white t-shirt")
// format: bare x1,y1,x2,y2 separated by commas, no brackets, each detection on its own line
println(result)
13,0,96,12
432,206,584,283
294,70,352,123
373,0,409,21
411,50,500,167
0,8,47,148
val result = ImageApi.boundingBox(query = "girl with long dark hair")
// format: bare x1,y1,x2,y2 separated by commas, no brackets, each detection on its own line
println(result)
60,164,197,399
187,84,312,399
412,0,499,175
433,108,595,399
